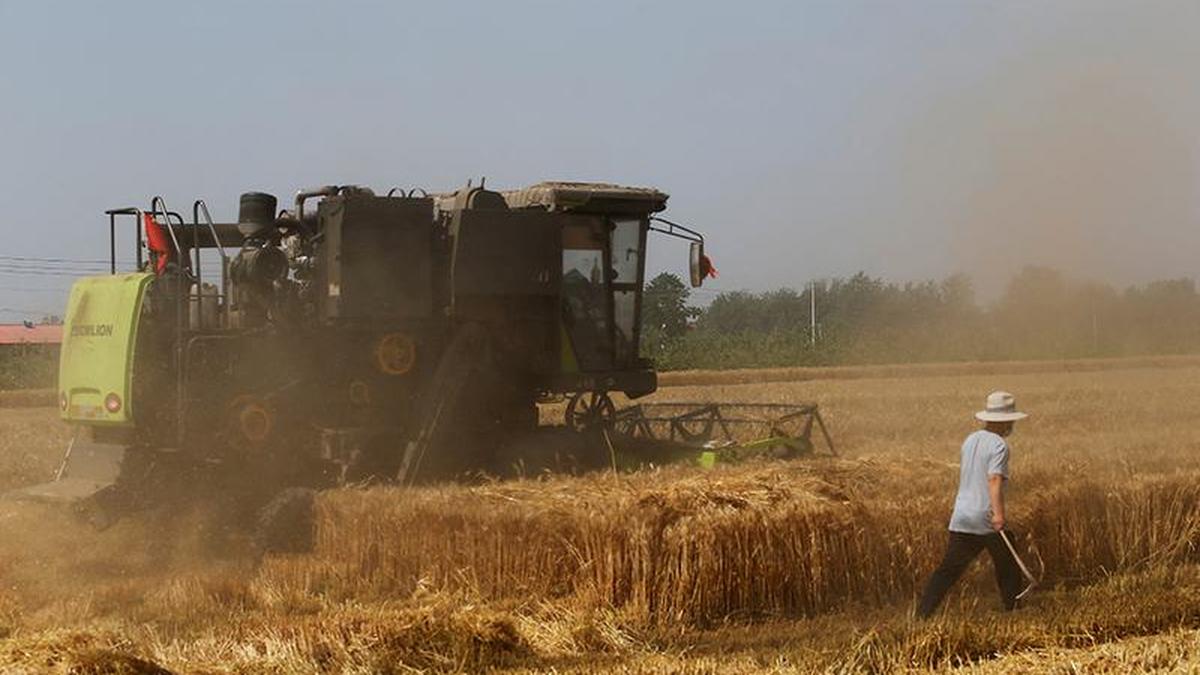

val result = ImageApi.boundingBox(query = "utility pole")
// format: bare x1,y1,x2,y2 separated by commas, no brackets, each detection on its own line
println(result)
809,280,817,348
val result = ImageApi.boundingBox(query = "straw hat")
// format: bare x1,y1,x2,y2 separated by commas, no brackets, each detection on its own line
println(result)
975,391,1028,422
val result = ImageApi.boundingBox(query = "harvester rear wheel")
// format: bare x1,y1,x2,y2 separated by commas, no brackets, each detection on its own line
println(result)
565,391,615,431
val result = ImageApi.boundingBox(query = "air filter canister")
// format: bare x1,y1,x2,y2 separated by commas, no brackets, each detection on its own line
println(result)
237,192,278,238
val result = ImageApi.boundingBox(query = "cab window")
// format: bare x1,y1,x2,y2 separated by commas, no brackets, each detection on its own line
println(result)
561,222,611,370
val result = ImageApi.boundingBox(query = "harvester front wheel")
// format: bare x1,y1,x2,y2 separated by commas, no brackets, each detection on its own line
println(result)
565,391,615,431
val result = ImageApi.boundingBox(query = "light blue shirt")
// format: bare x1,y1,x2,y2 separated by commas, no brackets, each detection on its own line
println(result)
948,430,1010,535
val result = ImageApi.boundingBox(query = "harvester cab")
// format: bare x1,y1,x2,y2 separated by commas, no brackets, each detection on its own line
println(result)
18,181,737,513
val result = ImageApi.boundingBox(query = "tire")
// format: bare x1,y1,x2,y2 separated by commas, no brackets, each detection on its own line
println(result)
255,487,316,554
565,391,616,431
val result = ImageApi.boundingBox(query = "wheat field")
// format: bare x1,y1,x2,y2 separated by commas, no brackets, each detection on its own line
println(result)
3,359,1200,672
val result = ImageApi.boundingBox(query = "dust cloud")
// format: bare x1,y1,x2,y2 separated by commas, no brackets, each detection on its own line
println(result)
891,27,1200,300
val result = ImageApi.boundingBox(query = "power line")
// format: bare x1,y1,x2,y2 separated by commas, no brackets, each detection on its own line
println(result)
0,263,109,272
0,268,99,277
0,254,109,265
0,255,108,263
0,307,57,316
0,287,72,294
0,268,108,277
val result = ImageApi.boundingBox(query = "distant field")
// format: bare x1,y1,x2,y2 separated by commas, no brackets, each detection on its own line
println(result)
4,358,1200,672
8,354,1200,408
658,352,1200,386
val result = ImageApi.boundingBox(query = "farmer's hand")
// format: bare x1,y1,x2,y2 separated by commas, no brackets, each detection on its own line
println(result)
991,512,1006,531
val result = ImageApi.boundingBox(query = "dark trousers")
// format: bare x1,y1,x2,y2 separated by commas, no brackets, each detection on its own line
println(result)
917,530,1022,617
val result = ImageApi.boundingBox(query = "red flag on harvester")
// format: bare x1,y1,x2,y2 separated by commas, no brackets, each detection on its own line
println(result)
143,212,172,274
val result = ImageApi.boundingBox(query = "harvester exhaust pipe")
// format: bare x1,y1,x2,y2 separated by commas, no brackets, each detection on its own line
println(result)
294,186,339,224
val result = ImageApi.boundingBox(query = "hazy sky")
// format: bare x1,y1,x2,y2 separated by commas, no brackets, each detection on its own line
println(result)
1,0,1198,319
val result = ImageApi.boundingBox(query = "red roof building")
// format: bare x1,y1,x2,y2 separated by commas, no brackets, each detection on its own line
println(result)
0,324,62,345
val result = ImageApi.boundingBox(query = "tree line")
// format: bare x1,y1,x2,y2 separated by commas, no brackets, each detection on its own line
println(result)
640,267,1200,370
4,266,1198,389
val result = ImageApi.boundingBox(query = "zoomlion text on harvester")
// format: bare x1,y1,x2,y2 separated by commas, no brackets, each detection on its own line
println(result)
17,182,831,544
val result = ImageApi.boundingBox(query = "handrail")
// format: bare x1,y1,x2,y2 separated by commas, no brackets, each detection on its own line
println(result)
192,199,230,328
192,200,229,280
149,196,186,274
105,207,144,273
648,216,704,246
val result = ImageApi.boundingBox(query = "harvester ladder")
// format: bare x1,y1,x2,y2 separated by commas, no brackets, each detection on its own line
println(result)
397,324,488,485
150,196,188,450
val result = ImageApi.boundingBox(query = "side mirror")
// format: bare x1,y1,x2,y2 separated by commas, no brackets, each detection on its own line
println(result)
689,241,704,287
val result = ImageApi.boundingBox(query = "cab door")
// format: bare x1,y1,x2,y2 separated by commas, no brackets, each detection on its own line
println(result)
608,217,647,368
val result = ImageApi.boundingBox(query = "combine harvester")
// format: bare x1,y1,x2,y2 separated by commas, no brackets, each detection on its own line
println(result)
15,181,832,540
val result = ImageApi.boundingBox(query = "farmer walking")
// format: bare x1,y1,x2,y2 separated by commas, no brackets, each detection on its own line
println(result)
917,391,1027,617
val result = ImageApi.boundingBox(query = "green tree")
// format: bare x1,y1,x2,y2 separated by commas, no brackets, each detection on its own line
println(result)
642,272,695,339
